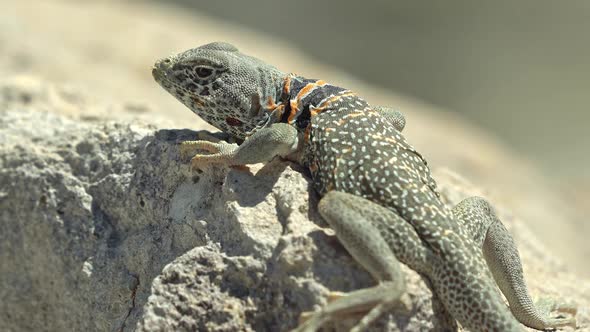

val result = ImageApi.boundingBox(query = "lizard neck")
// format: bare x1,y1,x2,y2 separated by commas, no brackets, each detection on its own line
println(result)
274,74,353,131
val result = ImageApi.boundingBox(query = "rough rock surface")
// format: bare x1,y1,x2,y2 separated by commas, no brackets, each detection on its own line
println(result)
3,0,589,277
1,81,588,331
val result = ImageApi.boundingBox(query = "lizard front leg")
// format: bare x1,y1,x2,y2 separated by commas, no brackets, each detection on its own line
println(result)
295,191,453,332
180,123,299,169
453,196,577,330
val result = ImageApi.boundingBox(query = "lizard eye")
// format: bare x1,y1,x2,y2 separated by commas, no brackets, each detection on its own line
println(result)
195,66,213,78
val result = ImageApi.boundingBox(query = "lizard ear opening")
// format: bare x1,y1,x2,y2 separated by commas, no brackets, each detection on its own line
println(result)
249,93,263,118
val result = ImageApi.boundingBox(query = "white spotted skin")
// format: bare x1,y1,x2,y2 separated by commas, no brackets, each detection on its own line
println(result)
152,43,548,331
306,97,522,331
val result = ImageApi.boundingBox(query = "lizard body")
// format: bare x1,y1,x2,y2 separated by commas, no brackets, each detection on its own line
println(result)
152,42,576,331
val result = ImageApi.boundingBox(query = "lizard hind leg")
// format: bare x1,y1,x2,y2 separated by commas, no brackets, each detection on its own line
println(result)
453,196,577,330
294,191,437,332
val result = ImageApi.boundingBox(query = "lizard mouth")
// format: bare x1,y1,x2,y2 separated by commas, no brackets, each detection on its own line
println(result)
151,66,162,81
152,58,174,84
151,62,186,98
152,67,169,84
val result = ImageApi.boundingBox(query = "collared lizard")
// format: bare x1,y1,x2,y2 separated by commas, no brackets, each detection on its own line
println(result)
152,42,577,331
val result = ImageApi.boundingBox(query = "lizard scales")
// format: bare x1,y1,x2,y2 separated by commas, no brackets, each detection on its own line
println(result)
152,42,576,332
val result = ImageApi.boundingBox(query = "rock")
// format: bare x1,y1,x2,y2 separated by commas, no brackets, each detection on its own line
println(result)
2,0,589,278
1,81,588,331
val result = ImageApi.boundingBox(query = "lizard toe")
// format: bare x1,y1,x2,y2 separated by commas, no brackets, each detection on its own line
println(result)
189,154,213,171
533,297,578,330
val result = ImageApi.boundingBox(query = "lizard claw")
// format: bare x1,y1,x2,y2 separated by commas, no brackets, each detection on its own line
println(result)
180,140,240,171
294,310,331,332
180,140,221,158
189,154,211,171
534,297,578,329
297,291,346,328
326,291,346,303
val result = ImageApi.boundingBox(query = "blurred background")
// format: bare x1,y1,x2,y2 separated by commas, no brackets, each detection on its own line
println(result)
174,0,590,183
1,0,588,274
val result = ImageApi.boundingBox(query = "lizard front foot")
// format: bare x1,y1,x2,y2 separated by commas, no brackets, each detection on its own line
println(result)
179,140,239,170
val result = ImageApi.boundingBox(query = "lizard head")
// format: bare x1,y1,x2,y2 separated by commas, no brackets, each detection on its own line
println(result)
152,42,286,139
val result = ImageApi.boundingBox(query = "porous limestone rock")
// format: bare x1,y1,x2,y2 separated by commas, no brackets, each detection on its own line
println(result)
1,83,587,331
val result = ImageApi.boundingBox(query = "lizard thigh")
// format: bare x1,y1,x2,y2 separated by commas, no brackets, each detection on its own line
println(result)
295,191,442,331
318,190,433,281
